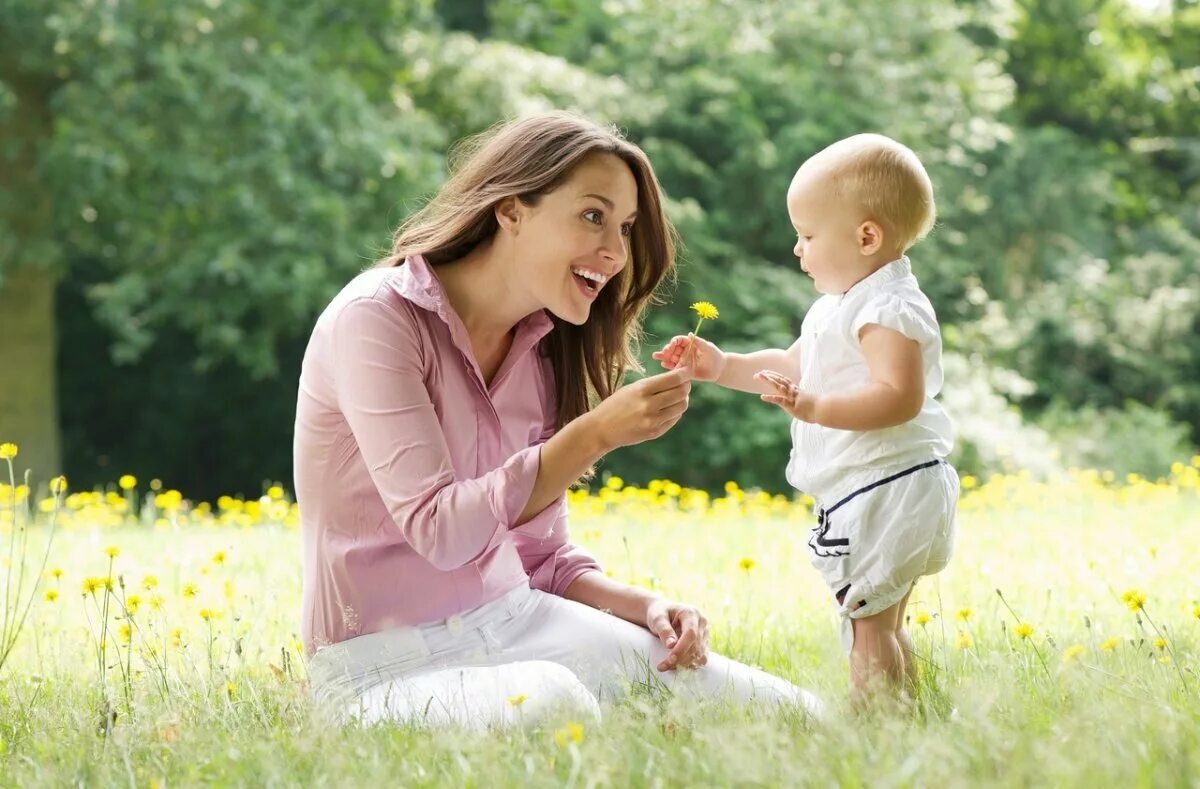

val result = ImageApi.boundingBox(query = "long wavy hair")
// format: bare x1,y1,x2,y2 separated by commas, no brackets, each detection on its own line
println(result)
377,111,678,429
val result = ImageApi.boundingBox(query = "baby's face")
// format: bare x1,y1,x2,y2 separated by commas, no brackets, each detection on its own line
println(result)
786,172,876,295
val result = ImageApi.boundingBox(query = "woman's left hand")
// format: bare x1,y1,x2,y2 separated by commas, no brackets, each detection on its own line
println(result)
645,597,709,671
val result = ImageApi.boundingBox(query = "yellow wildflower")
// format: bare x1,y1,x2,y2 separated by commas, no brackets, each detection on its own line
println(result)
119,623,133,643
105,545,120,559
690,301,719,321
119,474,138,491
1014,622,1035,639
1063,644,1085,663
142,575,159,591
955,633,973,650
182,583,199,598
1101,637,1119,651
507,694,527,707
914,611,931,626
1120,589,1146,612
955,607,973,622
212,550,227,565
0,443,17,460
605,476,624,491
126,594,142,614
49,476,68,495
44,589,59,603
738,557,756,572
1153,637,1167,651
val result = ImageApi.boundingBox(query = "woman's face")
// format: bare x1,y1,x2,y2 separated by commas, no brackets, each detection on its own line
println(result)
512,153,639,325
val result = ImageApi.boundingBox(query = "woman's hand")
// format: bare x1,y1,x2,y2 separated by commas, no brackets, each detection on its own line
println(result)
645,597,710,671
587,366,693,451
652,333,726,382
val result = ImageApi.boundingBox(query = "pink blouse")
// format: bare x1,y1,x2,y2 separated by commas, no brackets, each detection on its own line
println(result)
294,255,601,656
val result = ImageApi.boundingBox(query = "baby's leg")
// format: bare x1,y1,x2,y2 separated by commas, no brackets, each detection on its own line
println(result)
894,584,918,693
849,599,905,704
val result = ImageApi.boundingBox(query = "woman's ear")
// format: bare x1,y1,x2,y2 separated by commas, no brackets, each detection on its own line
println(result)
495,196,524,235
857,220,884,256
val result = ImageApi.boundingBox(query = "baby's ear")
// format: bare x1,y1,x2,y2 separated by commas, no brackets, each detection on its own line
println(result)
857,220,884,255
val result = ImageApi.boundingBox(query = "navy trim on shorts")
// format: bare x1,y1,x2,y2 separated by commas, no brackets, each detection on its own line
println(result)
808,458,944,559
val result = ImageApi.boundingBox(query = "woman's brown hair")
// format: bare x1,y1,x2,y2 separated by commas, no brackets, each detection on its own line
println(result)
377,111,678,429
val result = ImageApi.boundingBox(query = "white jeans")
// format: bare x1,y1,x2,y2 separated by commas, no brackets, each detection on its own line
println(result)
306,583,823,730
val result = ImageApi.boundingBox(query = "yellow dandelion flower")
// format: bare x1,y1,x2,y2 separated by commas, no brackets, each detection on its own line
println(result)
915,611,931,626
738,557,756,572
119,623,133,643
955,633,973,650
82,577,101,595
1153,637,1167,650
142,575,159,591
198,608,221,621
507,693,527,707
1192,604,1200,620
105,545,120,559
955,607,973,622
1101,637,1119,651
1120,589,1146,612
226,682,237,696
0,443,17,460
212,550,227,565
554,721,585,748
1015,622,1035,639
690,301,719,321
51,567,63,580
44,589,59,603
126,594,142,614
182,583,199,598
1063,644,1085,662
118,474,137,491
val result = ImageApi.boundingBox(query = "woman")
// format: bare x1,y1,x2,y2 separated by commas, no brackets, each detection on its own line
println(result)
294,111,821,729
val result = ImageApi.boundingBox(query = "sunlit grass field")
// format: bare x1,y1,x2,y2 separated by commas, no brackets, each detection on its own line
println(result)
1,450,1198,787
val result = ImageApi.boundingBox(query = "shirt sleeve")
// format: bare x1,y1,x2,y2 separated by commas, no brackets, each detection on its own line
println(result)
330,295,541,572
509,358,602,595
850,291,941,349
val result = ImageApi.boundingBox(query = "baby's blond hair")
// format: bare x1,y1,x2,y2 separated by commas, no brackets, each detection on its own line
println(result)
801,133,936,252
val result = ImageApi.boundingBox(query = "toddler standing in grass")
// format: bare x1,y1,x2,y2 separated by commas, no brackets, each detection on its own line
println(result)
654,134,958,701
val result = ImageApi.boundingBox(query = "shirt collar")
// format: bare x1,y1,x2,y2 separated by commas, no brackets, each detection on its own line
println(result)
395,253,556,368
840,255,911,302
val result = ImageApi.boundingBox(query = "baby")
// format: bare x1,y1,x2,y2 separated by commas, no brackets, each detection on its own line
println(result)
654,134,958,701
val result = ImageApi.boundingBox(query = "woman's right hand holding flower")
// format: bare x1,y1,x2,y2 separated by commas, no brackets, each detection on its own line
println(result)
588,367,693,451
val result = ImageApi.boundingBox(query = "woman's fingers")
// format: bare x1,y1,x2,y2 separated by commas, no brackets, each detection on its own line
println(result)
661,609,701,669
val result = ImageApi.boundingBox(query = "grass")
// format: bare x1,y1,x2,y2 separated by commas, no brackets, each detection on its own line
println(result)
1,463,1198,786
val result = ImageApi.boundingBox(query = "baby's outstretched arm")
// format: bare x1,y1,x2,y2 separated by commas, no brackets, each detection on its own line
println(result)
758,325,924,429
654,335,800,394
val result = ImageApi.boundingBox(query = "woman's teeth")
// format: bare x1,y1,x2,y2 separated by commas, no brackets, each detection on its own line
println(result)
572,267,608,293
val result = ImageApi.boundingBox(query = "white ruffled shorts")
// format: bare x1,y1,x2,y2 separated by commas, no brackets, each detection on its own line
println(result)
805,458,959,653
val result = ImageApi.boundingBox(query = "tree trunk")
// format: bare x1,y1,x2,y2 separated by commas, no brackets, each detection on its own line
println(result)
0,56,62,485
0,268,61,483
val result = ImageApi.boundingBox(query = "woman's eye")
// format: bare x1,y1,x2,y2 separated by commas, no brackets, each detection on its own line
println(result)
584,210,603,225
620,223,633,237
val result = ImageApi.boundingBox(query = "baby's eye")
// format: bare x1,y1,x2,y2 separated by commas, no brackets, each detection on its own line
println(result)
583,210,603,225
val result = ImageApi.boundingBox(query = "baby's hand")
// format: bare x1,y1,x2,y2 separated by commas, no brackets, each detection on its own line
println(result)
756,370,819,423
652,333,726,382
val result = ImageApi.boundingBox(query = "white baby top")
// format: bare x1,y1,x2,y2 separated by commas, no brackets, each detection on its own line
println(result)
785,256,954,499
